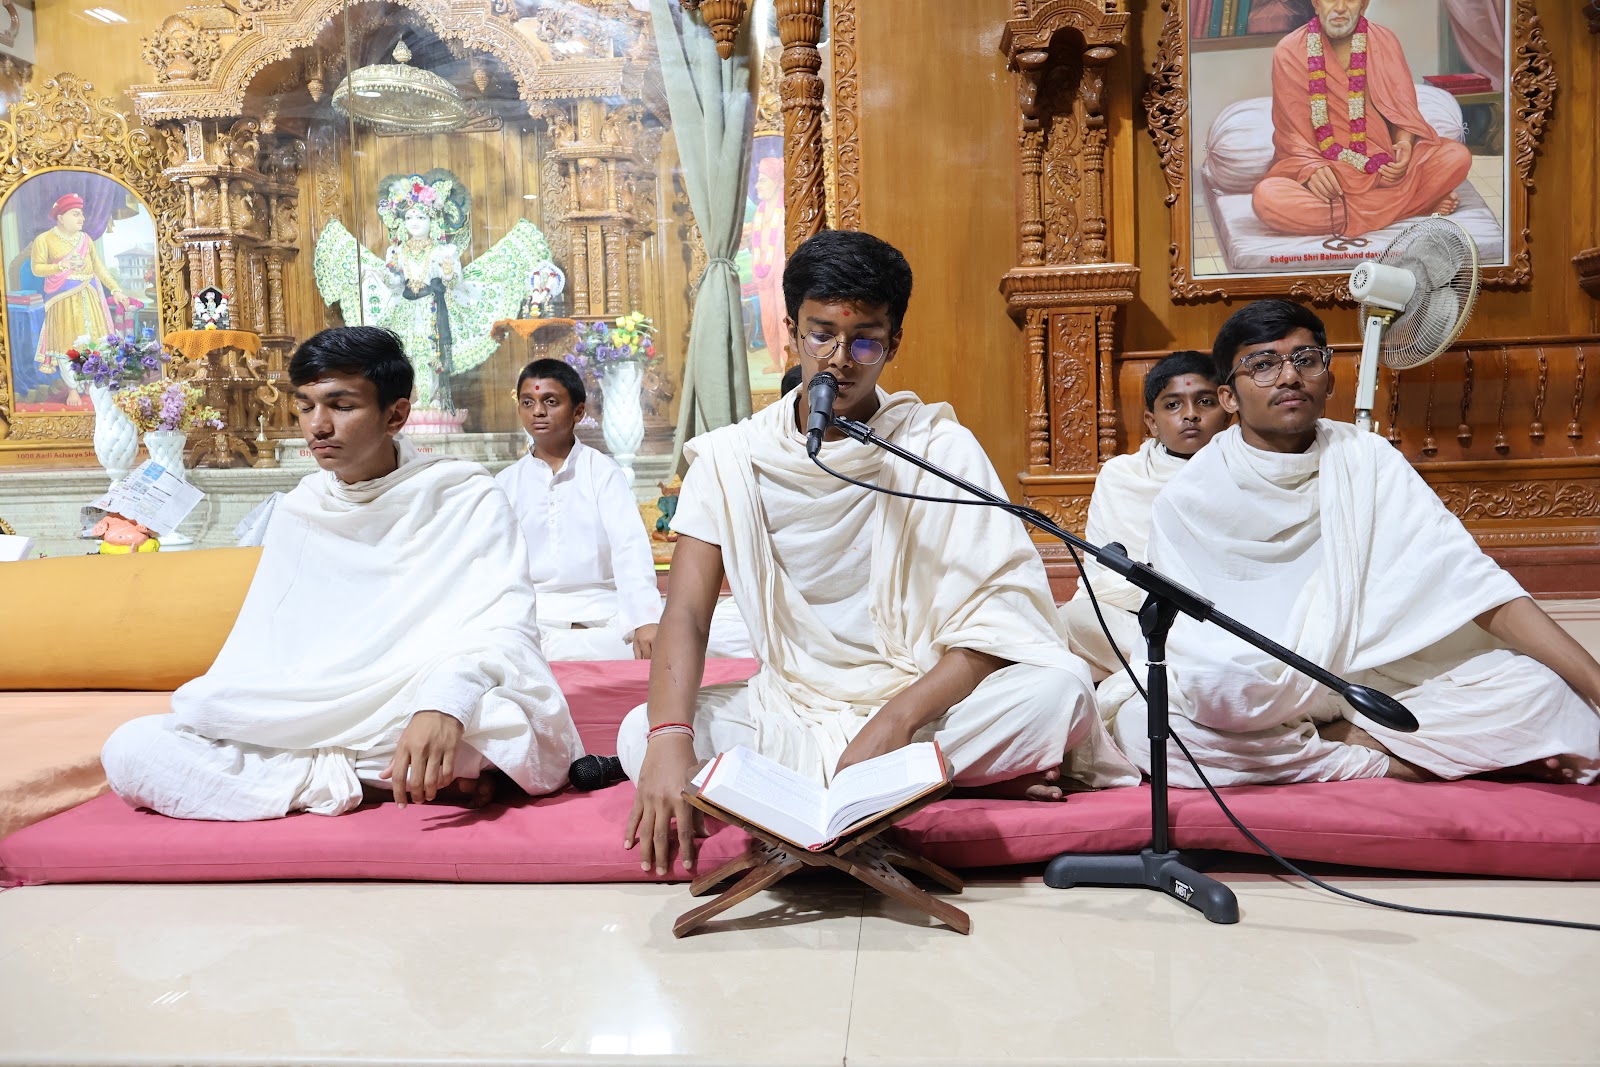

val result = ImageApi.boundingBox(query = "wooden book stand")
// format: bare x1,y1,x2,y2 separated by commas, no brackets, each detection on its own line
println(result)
673,782,971,937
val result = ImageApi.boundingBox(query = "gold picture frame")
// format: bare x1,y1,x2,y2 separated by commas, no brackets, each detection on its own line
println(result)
1147,0,1554,304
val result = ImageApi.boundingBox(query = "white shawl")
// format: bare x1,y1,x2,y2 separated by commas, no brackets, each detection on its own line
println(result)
1099,421,1526,735
1072,438,1190,611
171,437,582,796
682,389,1130,786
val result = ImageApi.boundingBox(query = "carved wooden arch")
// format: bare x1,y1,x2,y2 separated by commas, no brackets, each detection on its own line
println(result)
1000,0,1130,55
130,0,648,123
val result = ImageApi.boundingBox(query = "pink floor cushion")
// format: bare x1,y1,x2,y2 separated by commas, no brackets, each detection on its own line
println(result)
5,657,1600,885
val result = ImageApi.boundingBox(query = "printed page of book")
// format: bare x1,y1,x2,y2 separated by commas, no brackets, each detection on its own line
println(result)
823,741,946,839
699,746,830,849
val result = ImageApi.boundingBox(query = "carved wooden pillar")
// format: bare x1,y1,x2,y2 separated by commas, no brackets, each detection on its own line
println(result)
681,0,750,60
777,0,827,254
539,99,655,320
999,2,1137,543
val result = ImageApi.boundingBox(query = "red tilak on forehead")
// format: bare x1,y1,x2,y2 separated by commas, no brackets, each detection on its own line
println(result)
841,308,852,317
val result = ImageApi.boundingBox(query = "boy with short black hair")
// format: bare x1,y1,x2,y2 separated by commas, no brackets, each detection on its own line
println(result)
1063,350,1231,679
102,326,582,819
496,357,663,660
621,229,1134,875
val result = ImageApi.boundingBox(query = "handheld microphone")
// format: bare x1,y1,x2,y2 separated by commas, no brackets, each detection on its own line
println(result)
806,371,839,458
568,754,628,792
1340,684,1419,733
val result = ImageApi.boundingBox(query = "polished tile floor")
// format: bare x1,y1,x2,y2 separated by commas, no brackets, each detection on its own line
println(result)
1,872,1597,1066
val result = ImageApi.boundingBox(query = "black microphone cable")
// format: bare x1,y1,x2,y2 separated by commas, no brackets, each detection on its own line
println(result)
809,449,1600,933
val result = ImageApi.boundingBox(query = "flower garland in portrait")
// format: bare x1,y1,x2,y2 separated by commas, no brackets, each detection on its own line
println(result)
1306,15,1393,175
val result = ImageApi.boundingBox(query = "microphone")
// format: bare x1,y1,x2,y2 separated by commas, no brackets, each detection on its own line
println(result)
1340,684,1419,733
569,754,627,792
806,371,839,458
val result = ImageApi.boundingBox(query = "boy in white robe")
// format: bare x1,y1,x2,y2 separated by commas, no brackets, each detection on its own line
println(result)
1098,299,1600,786
620,230,1136,874
497,359,662,661
1063,350,1230,679
102,327,583,820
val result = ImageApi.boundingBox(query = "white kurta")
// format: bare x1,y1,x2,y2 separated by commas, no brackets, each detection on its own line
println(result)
1062,438,1190,678
616,389,1136,789
495,440,663,660
1097,421,1600,786
102,438,584,820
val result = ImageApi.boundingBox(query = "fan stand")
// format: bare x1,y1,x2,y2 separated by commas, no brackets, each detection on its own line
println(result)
1354,308,1396,433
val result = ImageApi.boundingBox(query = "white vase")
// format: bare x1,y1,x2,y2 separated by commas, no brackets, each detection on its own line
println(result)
89,384,139,488
143,430,189,481
600,359,646,486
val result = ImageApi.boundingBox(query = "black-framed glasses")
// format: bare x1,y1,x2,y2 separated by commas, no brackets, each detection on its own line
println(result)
799,329,887,366
1232,346,1332,385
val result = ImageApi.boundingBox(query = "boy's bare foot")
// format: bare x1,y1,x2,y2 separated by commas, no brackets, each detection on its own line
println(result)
363,771,502,808
955,767,1088,802
1491,756,1581,784
1317,719,1433,781
1433,192,1460,215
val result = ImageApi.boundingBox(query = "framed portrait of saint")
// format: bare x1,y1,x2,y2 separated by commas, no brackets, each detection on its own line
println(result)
1157,0,1539,300
0,167,161,416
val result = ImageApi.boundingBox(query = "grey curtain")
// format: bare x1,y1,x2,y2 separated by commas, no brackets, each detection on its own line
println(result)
650,0,756,462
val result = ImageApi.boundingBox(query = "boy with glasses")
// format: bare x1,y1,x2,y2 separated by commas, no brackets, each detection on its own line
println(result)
618,230,1134,875
1096,299,1600,787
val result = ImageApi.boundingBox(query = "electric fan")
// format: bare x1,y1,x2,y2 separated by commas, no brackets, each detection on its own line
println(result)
1346,214,1481,432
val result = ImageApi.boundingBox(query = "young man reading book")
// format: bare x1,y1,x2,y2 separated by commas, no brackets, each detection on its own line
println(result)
102,327,583,820
1062,350,1231,679
1096,299,1600,785
620,230,1135,874
496,358,663,660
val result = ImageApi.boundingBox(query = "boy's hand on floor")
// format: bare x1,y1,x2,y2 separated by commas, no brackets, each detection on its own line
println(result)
382,710,463,806
632,624,658,660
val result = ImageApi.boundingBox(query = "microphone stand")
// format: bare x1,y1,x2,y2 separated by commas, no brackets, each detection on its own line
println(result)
820,414,1417,925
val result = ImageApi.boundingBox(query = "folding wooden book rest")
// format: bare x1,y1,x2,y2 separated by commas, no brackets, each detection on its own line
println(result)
674,782,971,937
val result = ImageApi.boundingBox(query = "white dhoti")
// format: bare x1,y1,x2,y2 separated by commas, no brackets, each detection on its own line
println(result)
641,389,1136,789
1063,439,1187,680
103,439,583,820
1099,422,1600,786
102,715,493,821
618,663,1093,784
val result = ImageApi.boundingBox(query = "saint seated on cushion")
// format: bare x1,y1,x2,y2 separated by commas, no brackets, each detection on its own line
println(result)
1250,0,1471,239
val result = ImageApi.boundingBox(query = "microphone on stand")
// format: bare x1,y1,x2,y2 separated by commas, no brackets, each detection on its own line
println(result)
569,754,627,792
1340,684,1418,733
806,371,839,458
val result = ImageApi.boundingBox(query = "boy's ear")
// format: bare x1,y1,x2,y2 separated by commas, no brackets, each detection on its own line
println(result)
573,400,586,422
385,396,411,435
1218,384,1240,415
1141,409,1157,439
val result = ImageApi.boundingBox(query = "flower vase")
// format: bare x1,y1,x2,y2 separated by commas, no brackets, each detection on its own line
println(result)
600,359,646,486
143,430,189,481
89,385,139,488
140,430,194,548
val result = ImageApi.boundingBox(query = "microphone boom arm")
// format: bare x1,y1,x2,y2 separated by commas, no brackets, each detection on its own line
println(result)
826,413,1417,732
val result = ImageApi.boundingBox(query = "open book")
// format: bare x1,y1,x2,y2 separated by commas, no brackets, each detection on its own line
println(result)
689,741,950,852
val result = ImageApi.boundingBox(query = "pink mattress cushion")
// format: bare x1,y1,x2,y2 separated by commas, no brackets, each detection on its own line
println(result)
5,657,1600,885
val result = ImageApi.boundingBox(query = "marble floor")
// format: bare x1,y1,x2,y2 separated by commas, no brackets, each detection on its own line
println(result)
1,868,1597,1065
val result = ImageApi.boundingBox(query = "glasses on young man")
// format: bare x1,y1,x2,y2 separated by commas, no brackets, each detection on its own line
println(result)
1231,345,1333,386
798,329,888,366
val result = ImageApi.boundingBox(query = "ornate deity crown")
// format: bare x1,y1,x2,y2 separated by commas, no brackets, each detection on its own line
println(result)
376,169,470,243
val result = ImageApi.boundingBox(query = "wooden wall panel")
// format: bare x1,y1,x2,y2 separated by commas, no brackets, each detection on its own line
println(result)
853,0,1026,497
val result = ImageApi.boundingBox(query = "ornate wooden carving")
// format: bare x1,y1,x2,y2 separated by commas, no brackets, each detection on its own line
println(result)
1001,2,1135,530
1575,247,1600,301
777,0,827,255
141,13,224,84
1146,0,1555,304
830,0,861,231
0,74,187,455
680,0,750,61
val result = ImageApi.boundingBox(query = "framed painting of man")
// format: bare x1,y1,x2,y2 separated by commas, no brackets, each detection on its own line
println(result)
0,168,161,415
1150,0,1552,302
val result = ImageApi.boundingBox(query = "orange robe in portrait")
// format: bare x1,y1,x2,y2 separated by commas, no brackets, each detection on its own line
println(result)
1251,23,1472,238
